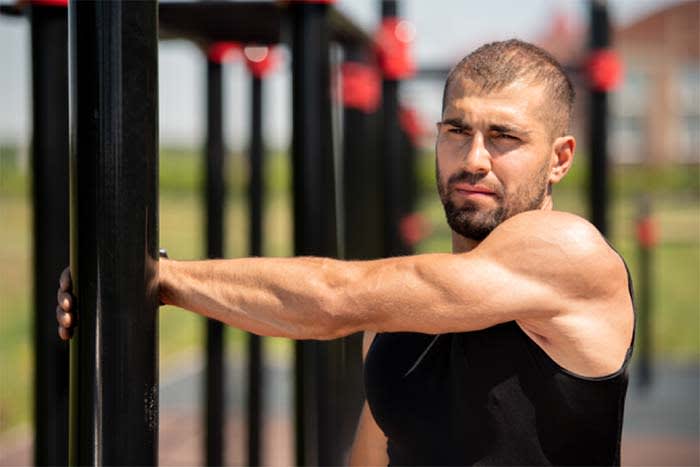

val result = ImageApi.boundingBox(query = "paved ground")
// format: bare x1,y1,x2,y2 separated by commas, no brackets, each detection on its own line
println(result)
2,357,698,466
622,361,699,466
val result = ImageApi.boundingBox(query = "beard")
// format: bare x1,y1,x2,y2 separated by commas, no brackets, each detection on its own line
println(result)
436,162,549,241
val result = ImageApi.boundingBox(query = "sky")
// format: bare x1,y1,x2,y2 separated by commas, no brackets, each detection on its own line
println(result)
0,0,684,150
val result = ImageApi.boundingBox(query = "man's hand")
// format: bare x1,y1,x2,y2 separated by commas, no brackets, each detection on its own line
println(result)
56,267,76,340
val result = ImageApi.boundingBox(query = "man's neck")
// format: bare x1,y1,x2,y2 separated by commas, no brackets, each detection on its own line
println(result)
451,233,480,253
451,196,554,254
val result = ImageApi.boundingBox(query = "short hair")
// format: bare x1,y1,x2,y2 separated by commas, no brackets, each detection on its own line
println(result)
441,39,575,138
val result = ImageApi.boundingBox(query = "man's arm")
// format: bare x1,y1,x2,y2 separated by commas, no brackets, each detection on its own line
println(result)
158,210,632,376
348,331,388,466
62,210,633,376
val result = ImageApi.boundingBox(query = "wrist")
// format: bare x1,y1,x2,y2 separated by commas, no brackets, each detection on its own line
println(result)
158,258,176,306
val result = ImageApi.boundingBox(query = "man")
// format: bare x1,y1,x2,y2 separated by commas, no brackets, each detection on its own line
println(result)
57,39,634,465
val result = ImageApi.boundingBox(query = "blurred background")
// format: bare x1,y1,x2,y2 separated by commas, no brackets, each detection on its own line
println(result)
0,0,698,465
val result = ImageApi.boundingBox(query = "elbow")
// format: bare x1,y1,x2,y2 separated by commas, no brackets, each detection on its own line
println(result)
305,293,361,341
285,260,366,340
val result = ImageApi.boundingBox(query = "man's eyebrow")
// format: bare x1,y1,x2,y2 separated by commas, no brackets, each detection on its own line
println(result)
438,119,532,136
489,124,530,135
439,118,471,129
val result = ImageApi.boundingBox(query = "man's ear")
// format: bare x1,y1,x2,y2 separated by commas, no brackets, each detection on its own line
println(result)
549,135,575,184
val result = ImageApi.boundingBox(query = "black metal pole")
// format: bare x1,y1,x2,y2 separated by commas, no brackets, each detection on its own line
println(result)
247,73,264,467
204,57,226,467
340,47,380,459
342,52,383,261
589,0,610,236
381,0,408,256
68,1,159,465
337,53,383,466
29,4,69,465
290,2,338,465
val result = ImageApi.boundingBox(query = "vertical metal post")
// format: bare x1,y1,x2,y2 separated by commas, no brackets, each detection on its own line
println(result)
342,51,383,261
204,57,226,467
290,2,338,465
381,0,408,256
29,3,69,465
589,0,610,236
68,1,159,465
247,73,264,467
340,47,380,457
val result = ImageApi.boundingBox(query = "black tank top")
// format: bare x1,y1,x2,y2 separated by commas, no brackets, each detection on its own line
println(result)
365,317,633,465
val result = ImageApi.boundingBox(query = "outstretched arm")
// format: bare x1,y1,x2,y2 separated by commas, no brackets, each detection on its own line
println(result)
159,211,624,337
59,210,633,376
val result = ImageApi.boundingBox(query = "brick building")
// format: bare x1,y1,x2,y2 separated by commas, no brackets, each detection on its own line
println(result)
612,1,699,165
538,1,699,165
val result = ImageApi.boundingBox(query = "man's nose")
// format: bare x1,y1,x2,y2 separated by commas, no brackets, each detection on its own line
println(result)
462,133,491,174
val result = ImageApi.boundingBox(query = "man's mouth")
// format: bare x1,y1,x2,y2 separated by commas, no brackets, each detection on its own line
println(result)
452,183,497,198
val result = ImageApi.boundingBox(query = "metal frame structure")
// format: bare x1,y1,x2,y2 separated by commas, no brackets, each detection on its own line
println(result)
1,0,384,465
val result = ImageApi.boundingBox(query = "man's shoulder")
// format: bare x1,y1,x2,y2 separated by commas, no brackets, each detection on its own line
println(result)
490,209,610,254
486,212,634,377
481,209,627,285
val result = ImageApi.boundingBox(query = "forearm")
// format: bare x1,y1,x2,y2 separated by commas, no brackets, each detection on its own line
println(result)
159,257,364,339
158,247,546,339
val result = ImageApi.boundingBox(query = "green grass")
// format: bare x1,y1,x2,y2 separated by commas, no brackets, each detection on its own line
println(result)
0,147,698,433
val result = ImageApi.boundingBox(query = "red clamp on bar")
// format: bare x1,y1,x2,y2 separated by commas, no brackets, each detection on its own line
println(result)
283,0,336,4
244,46,278,78
400,212,431,247
31,0,68,7
586,49,623,92
636,216,659,249
375,17,416,80
341,62,381,113
208,42,240,64
399,106,424,147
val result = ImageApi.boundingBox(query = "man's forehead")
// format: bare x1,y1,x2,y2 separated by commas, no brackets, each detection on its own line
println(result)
442,78,549,125
446,76,545,103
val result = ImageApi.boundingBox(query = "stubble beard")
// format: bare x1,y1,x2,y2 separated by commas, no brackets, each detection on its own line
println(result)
436,162,550,241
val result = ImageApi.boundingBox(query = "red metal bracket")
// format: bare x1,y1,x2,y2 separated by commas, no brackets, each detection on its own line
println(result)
375,17,415,80
586,49,624,92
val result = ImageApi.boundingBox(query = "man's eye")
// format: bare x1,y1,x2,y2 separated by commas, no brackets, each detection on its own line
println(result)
448,127,466,135
495,133,517,140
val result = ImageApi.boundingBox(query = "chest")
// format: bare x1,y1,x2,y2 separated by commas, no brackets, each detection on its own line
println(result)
364,326,543,451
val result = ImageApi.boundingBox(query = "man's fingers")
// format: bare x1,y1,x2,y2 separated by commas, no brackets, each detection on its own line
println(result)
57,291,72,312
58,325,73,341
57,266,75,340
59,267,72,292
56,305,72,328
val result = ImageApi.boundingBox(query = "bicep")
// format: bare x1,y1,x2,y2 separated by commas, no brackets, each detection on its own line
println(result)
352,253,560,335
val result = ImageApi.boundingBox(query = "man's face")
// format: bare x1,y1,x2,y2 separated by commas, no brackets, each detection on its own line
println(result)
435,78,557,241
